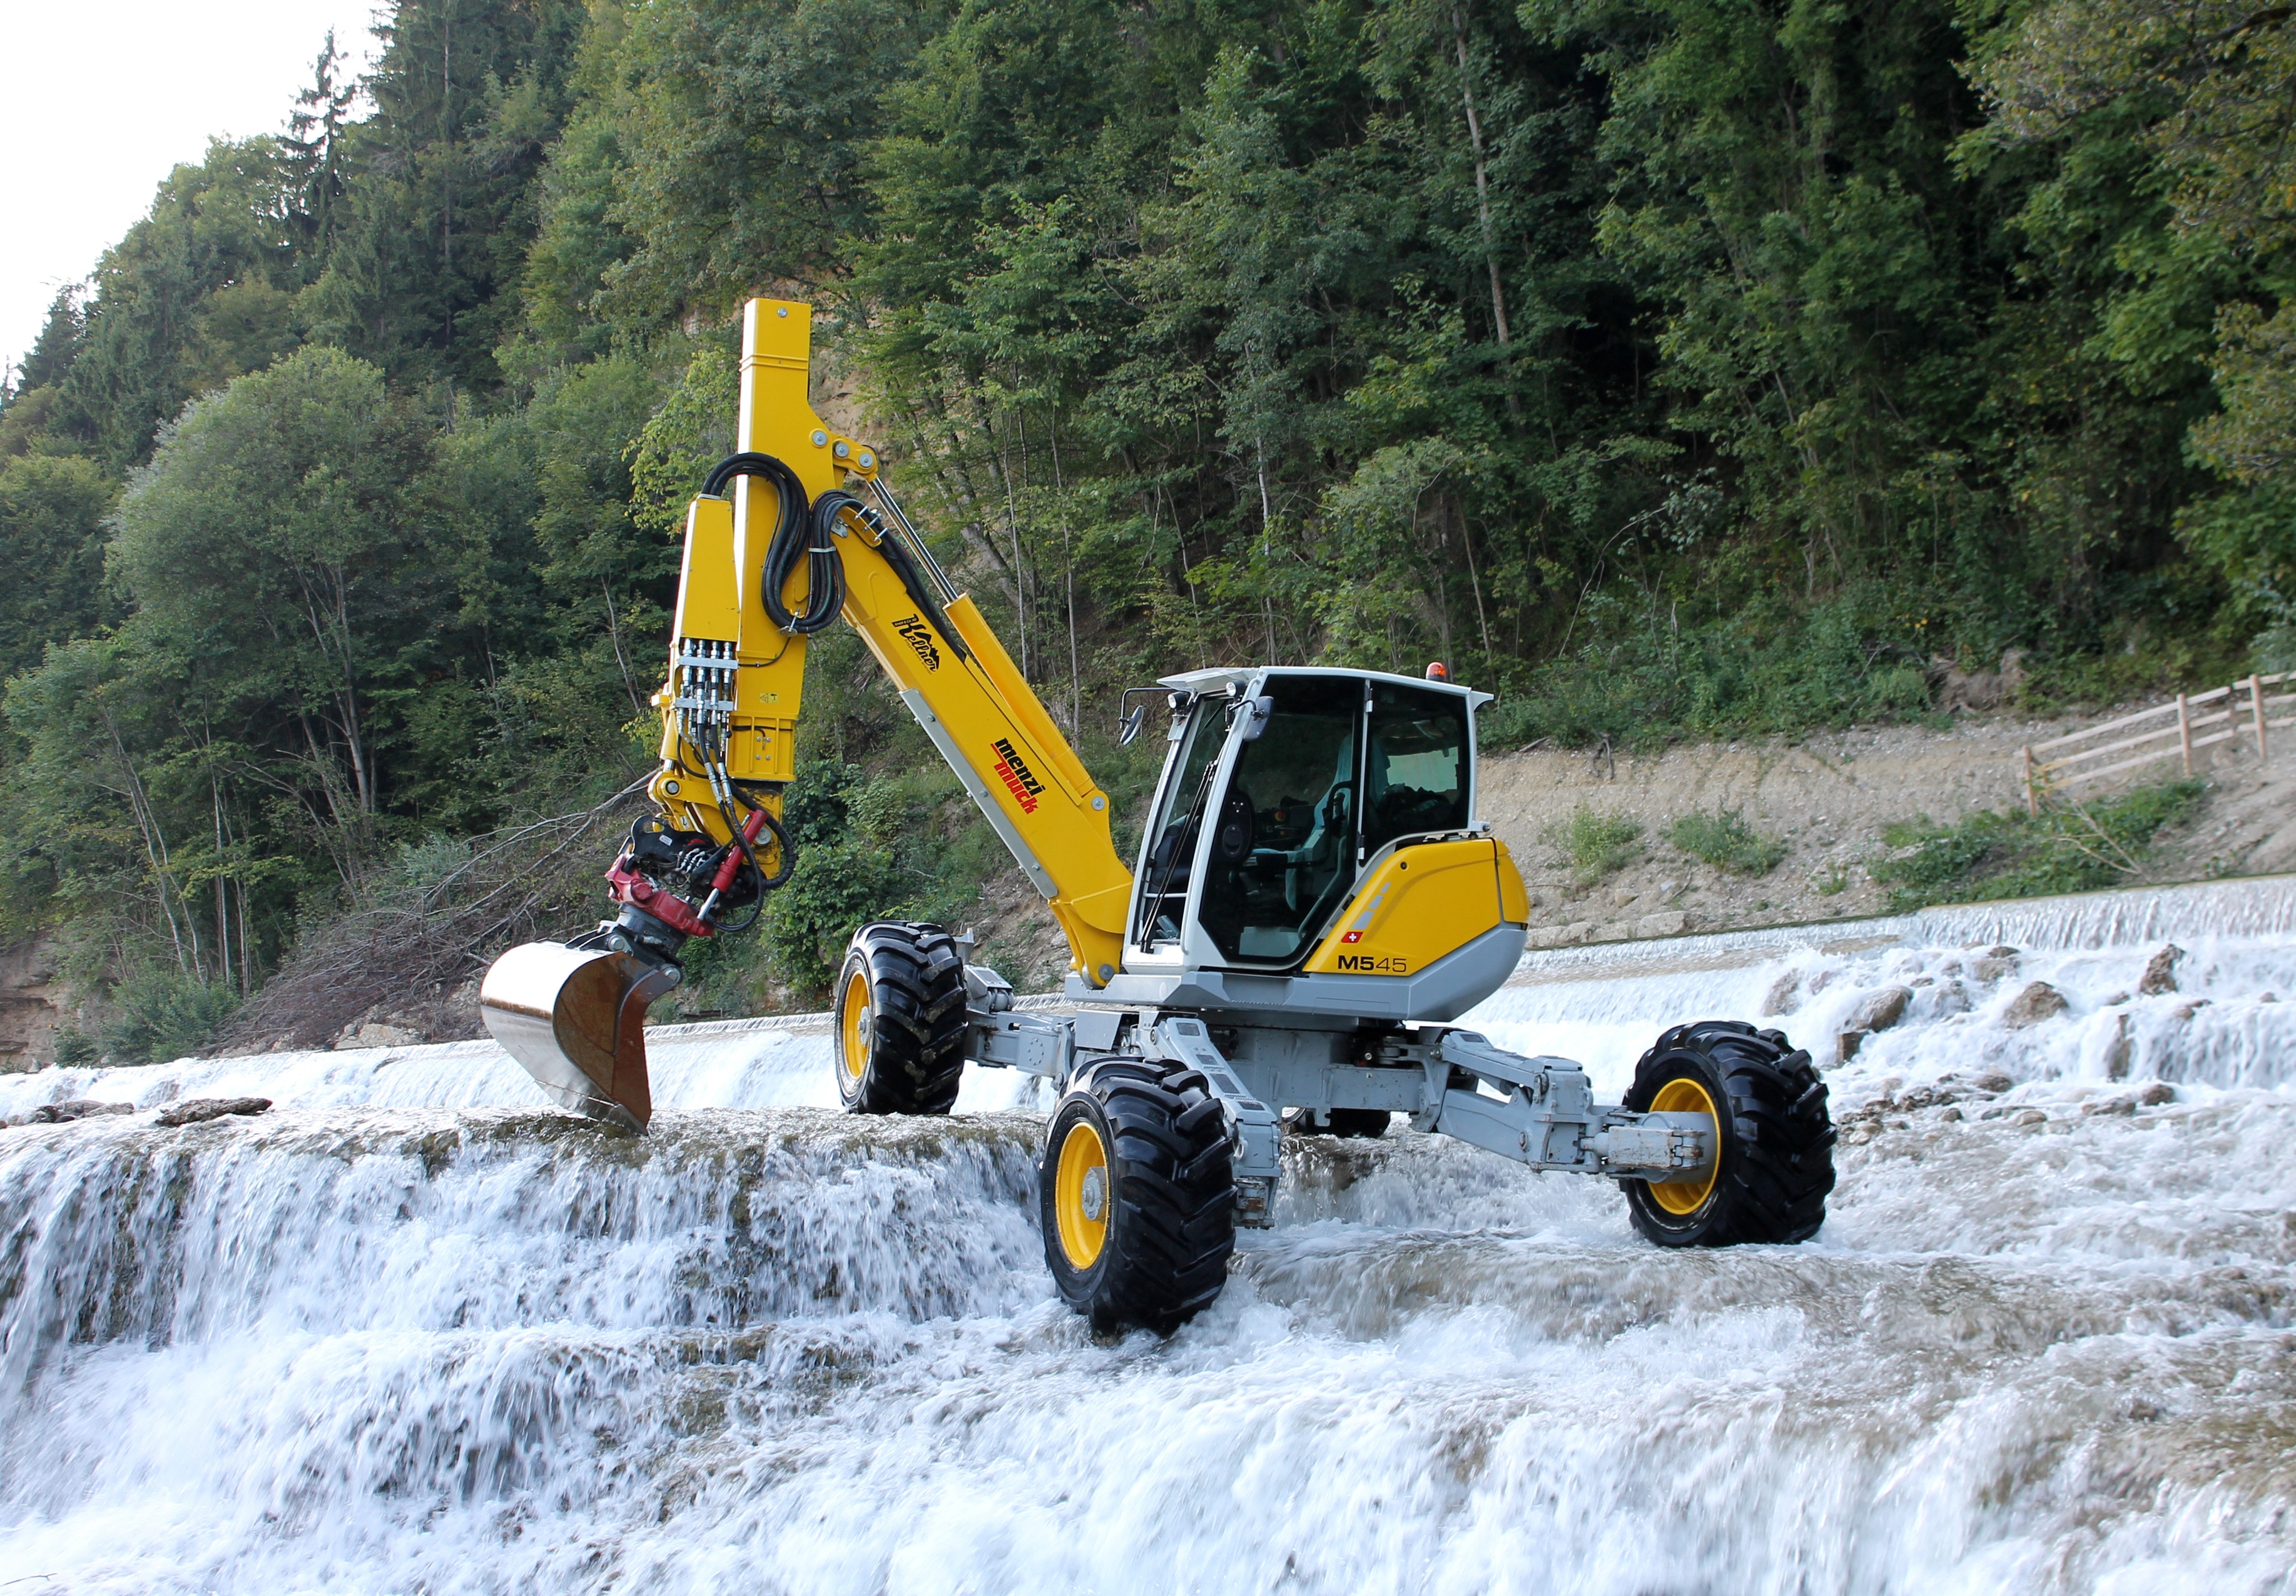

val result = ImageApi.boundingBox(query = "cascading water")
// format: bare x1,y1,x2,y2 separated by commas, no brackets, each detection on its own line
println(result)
4,878,2294,1593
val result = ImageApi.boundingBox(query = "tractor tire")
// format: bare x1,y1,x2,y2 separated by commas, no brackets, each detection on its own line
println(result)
1283,1107,1393,1139
833,922,967,1115
1621,1019,1834,1247
1041,1057,1236,1333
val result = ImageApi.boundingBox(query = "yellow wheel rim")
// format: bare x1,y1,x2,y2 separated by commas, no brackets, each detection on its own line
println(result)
838,968,871,1087
1054,1119,1111,1270
1648,1075,1721,1216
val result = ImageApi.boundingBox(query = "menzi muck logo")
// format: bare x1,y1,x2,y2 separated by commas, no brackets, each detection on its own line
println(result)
892,612,942,671
990,738,1047,814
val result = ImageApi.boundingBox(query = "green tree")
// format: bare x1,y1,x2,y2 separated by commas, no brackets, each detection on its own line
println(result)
0,455,115,678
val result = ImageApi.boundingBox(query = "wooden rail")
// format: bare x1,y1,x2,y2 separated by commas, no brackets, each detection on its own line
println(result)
2022,673,2296,814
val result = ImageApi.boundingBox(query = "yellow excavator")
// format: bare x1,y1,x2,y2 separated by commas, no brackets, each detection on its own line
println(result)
480,298,1836,1331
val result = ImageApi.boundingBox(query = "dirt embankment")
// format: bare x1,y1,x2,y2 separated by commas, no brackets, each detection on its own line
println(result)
1480,714,2296,943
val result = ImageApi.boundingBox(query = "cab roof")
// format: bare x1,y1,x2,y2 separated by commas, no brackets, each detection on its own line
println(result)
1156,664,1493,709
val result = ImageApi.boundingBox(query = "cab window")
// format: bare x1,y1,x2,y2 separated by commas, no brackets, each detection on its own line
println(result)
1361,686,1469,856
1196,676,1364,965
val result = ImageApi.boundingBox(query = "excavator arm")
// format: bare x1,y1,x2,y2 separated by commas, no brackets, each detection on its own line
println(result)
479,298,1132,1127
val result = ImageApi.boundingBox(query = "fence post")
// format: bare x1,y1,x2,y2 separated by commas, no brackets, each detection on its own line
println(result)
2252,673,2268,766
2178,693,2193,776
2023,745,2037,816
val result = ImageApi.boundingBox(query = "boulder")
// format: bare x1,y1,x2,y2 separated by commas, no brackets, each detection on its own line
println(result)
28,1099,135,1124
2001,982,2068,1029
1762,971,1802,1017
1970,950,2019,984
335,1022,424,1050
155,1096,272,1128
2138,944,2183,997
1635,910,1690,939
1846,985,1914,1034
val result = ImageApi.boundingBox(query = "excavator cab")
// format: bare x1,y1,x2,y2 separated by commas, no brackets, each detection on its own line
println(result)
1104,666,1526,1022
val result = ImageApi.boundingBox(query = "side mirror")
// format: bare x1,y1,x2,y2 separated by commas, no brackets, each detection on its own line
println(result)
1239,694,1276,741
1117,686,1169,747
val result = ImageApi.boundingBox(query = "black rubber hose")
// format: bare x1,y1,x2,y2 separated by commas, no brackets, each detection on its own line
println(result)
701,452,840,634
811,490,970,663
708,800,793,937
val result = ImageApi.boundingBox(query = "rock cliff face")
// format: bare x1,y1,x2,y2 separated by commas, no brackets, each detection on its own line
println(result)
0,935,65,1072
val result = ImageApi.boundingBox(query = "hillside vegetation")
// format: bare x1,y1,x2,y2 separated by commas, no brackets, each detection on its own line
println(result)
0,0,2291,1051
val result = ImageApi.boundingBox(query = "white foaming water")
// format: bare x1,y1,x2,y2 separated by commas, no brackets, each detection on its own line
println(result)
5,880,2295,1593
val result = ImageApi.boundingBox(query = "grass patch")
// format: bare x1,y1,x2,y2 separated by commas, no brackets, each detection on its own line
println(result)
1547,806,1643,884
1667,808,1788,875
1869,781,2204,912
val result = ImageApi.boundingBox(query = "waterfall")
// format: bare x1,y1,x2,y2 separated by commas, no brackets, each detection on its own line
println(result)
5,877,2293,1591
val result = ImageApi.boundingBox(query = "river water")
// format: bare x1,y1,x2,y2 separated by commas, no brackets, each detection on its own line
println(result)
3,879,2292,1593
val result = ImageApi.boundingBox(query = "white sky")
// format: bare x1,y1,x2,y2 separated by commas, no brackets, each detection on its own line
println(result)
1,2,385,382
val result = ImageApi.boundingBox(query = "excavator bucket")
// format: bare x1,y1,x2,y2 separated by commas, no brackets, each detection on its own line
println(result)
479,942,677,1132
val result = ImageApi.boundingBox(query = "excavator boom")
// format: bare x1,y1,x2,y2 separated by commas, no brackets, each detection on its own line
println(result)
479,299,1132,1126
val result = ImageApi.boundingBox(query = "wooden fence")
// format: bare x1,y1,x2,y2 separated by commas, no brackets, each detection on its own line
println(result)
2023,673,2296,814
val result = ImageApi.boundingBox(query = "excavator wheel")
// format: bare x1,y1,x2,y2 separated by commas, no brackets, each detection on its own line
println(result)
1621,1020,1834,1247
1041,1057,1236,1333
833,922,967,1115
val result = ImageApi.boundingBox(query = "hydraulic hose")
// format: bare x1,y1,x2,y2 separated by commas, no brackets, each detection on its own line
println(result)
811,490,970,663
701,452,841,634
706,794,793,937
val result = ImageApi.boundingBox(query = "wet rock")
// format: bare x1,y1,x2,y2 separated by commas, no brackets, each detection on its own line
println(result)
2138,944,2184,997
1841,1122,1877,1146
1837,1031,1868,1064
2172,999,2213,1021
1847,985,1914,1034
1971,1071,2013,1094
2001,982,2068,1029
25,1099,135,1124
2103,1012,2134,1081
155,1096,272,1128
2083,1095,2136,1117
2136,1082,2175,1106
1971,950,2019,982
1761,971,1802,1017
1939,1106,1963,1122
336,1022,424,1050
2011,1108,2048,1126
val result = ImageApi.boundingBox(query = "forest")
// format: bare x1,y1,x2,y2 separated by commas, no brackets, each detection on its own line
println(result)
0,0,2288,1055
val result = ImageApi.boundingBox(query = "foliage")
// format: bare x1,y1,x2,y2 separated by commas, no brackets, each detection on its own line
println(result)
1869,781,2205,911
1667,808,1787,876
1547,806,1643,884
0,0,2291,1030
99,965,240,1064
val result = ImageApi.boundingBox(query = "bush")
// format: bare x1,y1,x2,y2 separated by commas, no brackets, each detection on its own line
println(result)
101,965,240,1063
1869,781,2205,912
1547,806,1643,883
1667,808,1787,875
